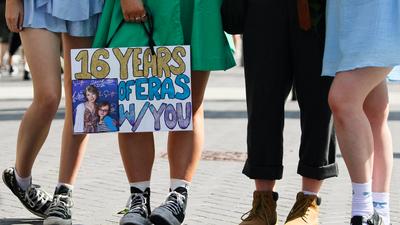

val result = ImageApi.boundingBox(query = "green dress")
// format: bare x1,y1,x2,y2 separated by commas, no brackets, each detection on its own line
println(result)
92,0,235,71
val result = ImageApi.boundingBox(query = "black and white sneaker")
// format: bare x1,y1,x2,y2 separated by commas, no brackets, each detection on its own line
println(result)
120,187,152,225
149,187,188,225
350,211,384,225
2,167,52,218
43,185,73,225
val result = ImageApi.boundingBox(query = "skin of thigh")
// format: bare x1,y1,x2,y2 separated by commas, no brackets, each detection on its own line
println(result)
363,81,393,192
57,34,93,184
328,67,391,183
167,71,210,181
15,28,62,177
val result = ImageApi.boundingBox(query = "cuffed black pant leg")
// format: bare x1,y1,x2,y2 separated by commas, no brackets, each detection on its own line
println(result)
288,0,338,180
242,0,292,180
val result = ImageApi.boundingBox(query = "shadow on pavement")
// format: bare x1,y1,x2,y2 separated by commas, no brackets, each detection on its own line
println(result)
0,218,43,225
0,108,400,121
338,153,400,159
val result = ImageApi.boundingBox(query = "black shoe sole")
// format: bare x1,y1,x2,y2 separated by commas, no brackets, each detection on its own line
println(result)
149,215,171,225
149,214,181,225
2,168,47,219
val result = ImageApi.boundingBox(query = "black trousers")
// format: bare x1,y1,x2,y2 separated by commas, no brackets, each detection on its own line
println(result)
242,0,338,180
8,33,21,56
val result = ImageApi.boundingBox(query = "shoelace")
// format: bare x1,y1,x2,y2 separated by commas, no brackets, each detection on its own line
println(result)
47,194,73,218
25,185,50,210
160,191,185,216
241,195,273,224
125,193,148,216
287,197,314,223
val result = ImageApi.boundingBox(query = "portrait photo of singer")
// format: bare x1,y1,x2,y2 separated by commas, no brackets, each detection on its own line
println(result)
72,79,119,134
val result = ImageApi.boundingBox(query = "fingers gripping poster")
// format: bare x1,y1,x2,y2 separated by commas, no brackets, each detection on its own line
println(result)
71,46,192,134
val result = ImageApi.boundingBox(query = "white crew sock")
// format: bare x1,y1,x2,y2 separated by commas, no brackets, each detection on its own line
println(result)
352,182,374,218
302,190,319,196
15,170,32,191
57,183,74,191
373,192,390,225
130,181,150,192
170,179,190,191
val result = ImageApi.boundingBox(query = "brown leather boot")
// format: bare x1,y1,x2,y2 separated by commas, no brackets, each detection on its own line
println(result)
285,192,321,225
239,191,278,225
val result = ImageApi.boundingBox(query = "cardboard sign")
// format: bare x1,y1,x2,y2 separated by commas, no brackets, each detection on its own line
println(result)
71,46,192,134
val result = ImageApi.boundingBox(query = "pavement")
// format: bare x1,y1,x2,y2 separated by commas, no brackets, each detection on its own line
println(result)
0,66,399,225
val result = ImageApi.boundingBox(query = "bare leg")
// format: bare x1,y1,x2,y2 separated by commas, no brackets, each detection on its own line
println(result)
328,67,391,183
0,42,8,67
363,81,393,192
255,180,276,191
302,177,322,193
167,71,210,181
15,28,62,177
255,178,322,193
57,34,93,184
118,132,155,182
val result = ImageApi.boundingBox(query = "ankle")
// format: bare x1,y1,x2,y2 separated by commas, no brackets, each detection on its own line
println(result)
255,179,275,191
15,169,32,191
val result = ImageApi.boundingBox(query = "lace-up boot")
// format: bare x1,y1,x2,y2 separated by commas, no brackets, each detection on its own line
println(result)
43,185,73,225
120,187,152,225
285,192,321,225
350,211,383,225
239,191,279,225
149,187,188,225
2,167,52,218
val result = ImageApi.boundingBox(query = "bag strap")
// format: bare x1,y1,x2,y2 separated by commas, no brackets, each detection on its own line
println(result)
106,6,157,56
141,10,156,55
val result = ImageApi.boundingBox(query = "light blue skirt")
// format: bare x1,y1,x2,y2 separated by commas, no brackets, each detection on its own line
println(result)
322,0,400,77
23,0,104,37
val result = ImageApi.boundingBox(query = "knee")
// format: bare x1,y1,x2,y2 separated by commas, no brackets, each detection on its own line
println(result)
34,93,61,117
364,102,389,125
328,91,347,115
328,90,359,123
191,102,204,123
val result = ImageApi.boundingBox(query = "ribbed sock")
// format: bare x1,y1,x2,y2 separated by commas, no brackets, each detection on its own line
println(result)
15,169,32,191
129,181,150,192
373,192,390,225
352,182,374,217
170,179,190,191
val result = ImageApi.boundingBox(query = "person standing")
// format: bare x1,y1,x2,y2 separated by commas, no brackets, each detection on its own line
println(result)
239,0,338,224
323,0,397,224
92,0,235,224
2,1,104,224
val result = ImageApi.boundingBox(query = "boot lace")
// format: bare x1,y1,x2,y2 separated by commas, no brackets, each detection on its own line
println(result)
241,195,273,224
287,197,314,223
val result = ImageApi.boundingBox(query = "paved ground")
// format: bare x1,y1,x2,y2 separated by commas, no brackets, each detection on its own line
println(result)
0,67,399,225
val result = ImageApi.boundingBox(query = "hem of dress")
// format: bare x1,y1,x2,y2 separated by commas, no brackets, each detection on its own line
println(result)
192,57,236,72
322,62,400,77
22,26,96,37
